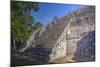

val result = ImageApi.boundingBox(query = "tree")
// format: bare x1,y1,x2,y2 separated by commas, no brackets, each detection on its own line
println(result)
31,22,42,30
11,1,41,50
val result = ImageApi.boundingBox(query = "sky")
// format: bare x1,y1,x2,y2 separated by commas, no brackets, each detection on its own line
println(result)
31,3,84,25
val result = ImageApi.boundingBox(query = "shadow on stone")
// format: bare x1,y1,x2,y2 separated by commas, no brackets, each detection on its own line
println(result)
25,44,52,63
11,43,52,66
73,31,95,62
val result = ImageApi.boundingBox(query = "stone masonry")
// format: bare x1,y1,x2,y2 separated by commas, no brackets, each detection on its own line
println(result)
20,6,95,63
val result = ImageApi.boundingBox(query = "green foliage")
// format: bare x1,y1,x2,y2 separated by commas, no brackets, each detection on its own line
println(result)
11,1,42,48
11,1,39,16
28,22,42,34
34,22,42,29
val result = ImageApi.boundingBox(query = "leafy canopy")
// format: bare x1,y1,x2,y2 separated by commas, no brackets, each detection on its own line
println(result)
11,1,42,46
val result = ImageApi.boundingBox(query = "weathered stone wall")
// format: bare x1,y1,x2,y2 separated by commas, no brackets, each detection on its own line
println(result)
73,31,95,61
64,6,95,61
49,19,70,61
49,6,95,61
21,6,95,63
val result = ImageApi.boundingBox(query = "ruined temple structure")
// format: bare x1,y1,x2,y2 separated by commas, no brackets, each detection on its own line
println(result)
20,6,95,64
